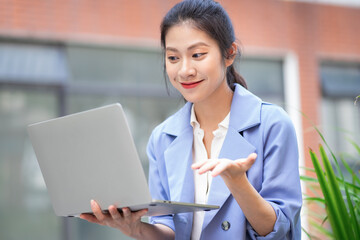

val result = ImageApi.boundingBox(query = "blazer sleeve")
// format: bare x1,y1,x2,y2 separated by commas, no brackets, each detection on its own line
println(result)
247,104,302,240
146,128,175,232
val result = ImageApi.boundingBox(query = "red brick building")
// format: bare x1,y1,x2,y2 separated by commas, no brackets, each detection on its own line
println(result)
0,0,359,239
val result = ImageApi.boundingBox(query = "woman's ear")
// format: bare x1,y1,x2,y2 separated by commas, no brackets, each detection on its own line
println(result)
225,42,237,67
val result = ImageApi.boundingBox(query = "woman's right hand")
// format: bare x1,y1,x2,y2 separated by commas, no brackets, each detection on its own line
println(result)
79,200,148,238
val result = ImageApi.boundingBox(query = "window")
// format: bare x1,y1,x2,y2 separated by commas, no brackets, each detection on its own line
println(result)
0,42,66,240
236,57,284,107
320,61,360,177
0,42,68,84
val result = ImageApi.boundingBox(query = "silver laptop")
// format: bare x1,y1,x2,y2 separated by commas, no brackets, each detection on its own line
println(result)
27,103,219,217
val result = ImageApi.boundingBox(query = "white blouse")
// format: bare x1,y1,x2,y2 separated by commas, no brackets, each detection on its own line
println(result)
190,105,230,240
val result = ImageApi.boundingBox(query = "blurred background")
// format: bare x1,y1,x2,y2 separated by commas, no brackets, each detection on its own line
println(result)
0,0,359,239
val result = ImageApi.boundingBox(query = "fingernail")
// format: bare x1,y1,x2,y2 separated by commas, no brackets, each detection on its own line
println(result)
90,199,95,206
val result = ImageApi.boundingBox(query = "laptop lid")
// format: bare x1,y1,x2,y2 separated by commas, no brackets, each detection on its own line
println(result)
28,104,153,216
28,103,219,217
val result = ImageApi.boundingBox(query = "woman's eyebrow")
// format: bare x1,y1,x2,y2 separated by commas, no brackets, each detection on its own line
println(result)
187,42,210,50
166,42,210,52
165,47,179,52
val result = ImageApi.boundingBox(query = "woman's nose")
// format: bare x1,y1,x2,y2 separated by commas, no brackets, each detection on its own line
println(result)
178,59,196,79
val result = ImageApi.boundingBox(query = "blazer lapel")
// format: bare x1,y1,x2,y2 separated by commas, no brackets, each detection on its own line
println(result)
162,102,194,236
202,127,256,230
202,84,261,231
164,127,195,203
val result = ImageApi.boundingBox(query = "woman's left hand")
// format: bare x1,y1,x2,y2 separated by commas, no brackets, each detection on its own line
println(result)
191,153,257,182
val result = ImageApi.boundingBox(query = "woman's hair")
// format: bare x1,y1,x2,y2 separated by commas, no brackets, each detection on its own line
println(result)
160,0,247,91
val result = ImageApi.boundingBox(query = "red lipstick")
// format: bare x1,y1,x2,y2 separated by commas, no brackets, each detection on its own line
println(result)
180,80,203,89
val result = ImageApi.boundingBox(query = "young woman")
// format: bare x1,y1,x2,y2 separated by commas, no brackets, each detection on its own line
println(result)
80,0,302,239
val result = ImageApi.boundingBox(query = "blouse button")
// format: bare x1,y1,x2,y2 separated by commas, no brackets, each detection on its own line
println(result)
221,221,230,231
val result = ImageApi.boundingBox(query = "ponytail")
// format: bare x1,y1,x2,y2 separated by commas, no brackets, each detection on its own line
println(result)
227,65,247,91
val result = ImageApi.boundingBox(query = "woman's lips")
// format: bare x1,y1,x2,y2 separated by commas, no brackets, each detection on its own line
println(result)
180,80,204,89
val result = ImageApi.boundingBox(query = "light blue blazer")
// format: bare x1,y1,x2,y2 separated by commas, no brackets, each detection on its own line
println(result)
147,84,302,239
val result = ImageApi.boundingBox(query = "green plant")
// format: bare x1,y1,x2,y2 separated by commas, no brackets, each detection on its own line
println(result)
301,128,360,239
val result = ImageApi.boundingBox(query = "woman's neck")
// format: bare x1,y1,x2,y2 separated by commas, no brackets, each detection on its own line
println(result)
194,84,233,131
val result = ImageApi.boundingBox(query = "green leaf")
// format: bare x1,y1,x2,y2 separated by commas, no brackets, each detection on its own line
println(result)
339,156,360,238
339,155,360,186
303,197,326,204
321,215,328,226
344,183,360,238
300,175,318,183
309,219,333,238
346,137,360,157
309,149,341,238
301,227,314,240
300,166,316,173
310,147,351,239
319,145,353,239
338,182,360,197
307,208,327,221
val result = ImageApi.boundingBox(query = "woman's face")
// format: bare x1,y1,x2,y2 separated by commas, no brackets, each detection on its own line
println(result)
165,22,234,105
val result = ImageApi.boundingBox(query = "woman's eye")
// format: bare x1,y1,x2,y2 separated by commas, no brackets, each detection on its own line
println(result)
192,53,207,58
167,56,179,61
